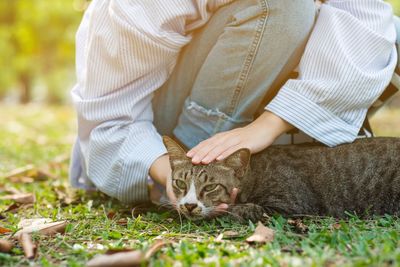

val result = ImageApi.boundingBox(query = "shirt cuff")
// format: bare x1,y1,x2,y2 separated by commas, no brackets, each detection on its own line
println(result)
118,131,167,203
266,86,361,147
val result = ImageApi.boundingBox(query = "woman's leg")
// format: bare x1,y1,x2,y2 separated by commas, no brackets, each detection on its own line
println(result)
153,0,316,148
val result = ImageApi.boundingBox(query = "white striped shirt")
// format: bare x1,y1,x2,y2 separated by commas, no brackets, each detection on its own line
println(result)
70,0,398,203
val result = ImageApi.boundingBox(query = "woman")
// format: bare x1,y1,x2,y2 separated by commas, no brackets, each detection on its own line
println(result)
69,0,398,205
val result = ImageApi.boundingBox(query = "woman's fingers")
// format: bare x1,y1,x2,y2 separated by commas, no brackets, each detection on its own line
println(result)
230,188,239,204
188,134,226,163
187,130,243,164
201,137,241,164
216,144,244,161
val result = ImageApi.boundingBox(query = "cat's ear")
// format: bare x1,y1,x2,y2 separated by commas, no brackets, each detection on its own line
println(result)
224,148,251,178
162,136,190,169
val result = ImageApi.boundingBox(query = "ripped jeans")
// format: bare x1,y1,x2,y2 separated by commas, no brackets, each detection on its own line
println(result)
153,0,316,148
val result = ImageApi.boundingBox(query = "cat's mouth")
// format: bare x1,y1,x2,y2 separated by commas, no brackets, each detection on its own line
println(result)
178,205,217,221
178,208,206,221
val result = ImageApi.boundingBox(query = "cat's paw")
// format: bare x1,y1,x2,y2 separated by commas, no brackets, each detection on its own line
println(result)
228,203,265,223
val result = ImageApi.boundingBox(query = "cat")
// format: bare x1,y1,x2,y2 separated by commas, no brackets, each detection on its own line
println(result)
162,136,400,222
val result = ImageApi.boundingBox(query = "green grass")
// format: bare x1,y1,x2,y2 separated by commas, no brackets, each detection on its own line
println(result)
0,104,400,267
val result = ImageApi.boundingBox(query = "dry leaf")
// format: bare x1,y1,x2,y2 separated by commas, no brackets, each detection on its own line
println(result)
223,231,240,238
86,250,145,267
0,239,13,253
54,187,76,205
2,186,20,195
116,218,128,226
4,164,56,181
18,218,53,229
3,203,21,214
332,223,341,230
19,233,37,259
3,203,33,214
86,240,171,267
107,211,116,220
105,248,134,255
0,193,35,204
15,221,67,237
34,169,57,180
246,222,275,244
4,165,35,179
9,176,35,184
287,219,308,234
215,233,224,242
0,227,12,234
144,240,170,259
281,246,304,254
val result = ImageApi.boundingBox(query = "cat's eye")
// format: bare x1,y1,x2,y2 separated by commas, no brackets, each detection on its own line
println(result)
174,180,186,190
203,184,219,192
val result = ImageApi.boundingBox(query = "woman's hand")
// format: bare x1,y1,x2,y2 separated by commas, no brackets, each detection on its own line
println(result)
149,154,177,204
187,111,293,164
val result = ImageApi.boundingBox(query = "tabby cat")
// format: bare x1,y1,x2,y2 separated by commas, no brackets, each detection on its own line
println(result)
163,136,400,222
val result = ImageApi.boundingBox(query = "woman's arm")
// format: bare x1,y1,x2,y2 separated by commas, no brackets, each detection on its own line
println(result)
71,0,200,203
188,0,397,163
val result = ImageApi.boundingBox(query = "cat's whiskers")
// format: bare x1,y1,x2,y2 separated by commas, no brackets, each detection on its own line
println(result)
158,201,176,210
175,208,184,232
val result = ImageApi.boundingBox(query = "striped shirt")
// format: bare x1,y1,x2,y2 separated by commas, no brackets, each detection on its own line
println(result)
70,0,398,203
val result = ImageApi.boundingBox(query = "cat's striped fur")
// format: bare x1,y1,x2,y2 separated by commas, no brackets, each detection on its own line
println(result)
163,137,400,221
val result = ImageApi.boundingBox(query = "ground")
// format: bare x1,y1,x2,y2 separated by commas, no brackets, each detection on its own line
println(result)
0,105,399,267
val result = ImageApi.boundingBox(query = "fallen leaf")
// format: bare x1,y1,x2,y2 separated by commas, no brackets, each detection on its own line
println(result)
105,248,134,255
215,233,224,243
86,240,171,267
332,223,341,230
2,186,20,195
0,239,13,253
116,218,128,226
0,193,35,204
54,187,76,205
86,250,145,267
18,218,53,229
0,227,12,234
15,221,67,237
246,222,275,244
3,203,33,214
287,219,308,234
223,231,240,238
3,203,21,214
281,246,304,254
4,164,56,181
4,165,35,179
107,211,116,219
9,176,35,184
19,233,37,259
144,240,170,259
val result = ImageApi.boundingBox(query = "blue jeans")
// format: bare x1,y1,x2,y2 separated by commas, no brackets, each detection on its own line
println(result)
153,0,316,148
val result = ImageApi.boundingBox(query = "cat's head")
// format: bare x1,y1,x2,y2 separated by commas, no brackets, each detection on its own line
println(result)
163,136,250,220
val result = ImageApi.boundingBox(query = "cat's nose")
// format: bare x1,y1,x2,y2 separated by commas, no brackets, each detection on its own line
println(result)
184,203,198,212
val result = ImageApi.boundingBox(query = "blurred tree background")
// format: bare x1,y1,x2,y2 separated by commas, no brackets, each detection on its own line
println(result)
0,0,399,104
0,0,89,104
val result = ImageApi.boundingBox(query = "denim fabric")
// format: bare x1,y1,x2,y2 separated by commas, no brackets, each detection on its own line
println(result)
153,0,316,148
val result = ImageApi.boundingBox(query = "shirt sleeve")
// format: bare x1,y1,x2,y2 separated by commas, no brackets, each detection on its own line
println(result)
70,0,203,203
266,0,398,147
